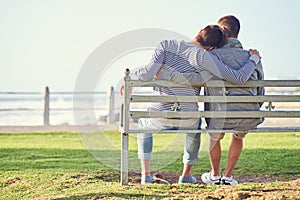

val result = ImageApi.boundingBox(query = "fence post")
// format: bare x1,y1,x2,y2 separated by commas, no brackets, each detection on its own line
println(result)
106,86,115,124
43,86,50,125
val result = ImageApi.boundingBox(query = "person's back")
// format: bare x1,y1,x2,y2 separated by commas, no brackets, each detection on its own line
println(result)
201,15,265,185
205,38,264,131
150,39,202,113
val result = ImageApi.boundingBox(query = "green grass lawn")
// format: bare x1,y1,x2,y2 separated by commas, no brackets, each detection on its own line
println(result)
0,131,299,199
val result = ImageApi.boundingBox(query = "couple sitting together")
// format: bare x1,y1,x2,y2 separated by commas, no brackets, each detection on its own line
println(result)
126,15,264,185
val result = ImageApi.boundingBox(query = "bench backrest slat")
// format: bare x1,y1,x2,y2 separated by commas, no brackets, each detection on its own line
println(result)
127,126,300,133
130,95,300,103
129,80,300,87
129,111,300,119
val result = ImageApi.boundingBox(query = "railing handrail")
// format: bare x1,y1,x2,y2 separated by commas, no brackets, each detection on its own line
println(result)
0,86,117,125
0,91,108,95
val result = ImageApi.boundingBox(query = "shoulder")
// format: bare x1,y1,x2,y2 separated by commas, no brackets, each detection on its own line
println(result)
212,48,249,57
158,39,180,49
157,40,187,55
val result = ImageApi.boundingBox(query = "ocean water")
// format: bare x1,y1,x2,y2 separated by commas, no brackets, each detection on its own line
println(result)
1,89,299,126
0,92,121,126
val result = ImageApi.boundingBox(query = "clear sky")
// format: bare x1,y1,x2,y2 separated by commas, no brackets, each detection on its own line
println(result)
1,0,300,92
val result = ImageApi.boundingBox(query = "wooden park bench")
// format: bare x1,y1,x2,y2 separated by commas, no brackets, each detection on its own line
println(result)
119,69,300,185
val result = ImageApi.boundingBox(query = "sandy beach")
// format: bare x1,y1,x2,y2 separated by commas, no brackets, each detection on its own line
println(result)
0,124,119,133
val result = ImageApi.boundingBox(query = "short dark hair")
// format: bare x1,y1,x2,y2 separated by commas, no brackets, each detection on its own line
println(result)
195,25,227,48
217,15,240,38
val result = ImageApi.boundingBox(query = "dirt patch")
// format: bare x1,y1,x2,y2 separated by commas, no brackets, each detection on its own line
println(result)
128,171,300,185
126,171,300,199
70,171,299,199
6,177,22,185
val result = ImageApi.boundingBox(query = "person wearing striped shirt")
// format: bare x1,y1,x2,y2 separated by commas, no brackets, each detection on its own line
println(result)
126,25,261,184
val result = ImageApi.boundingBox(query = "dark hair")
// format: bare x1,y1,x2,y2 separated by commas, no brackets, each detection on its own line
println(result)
217,15,240,38
195,25,227,48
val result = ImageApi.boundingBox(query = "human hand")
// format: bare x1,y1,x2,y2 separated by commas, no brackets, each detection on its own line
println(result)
120,84,124,96
154,68,164,80
119,84,132,96
249,49,262,59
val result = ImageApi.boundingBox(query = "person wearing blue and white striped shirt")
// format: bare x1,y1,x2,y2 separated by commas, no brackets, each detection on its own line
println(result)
127,25,261,184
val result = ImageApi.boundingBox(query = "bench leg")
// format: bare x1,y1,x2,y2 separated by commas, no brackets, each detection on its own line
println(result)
121,132,129,185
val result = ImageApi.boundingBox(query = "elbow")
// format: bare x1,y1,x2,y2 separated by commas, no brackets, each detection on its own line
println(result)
139,74,152,81
231,78,247,85
131,72,150,81
239,78,248,85
236,74,252,84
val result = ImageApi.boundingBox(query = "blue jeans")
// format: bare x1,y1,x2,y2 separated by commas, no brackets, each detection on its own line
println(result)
137,118,201,165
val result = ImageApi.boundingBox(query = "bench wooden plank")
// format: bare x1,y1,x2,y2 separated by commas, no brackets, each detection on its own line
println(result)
129,111,300,118
125,127,300,133
129,80,300,88
130,95,300,103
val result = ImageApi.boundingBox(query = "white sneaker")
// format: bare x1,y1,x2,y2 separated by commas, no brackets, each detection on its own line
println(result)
221,176,238,185
201,171,221,185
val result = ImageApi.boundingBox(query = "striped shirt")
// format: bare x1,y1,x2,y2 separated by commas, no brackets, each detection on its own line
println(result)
130,40,258,112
